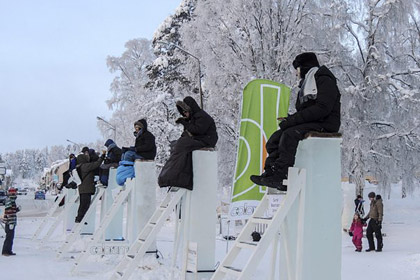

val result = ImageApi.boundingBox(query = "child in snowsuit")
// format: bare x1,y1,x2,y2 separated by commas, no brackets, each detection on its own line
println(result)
349,213,365,252
2,188,20,256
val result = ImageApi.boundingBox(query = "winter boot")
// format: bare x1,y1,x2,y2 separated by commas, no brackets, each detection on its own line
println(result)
257,173,287,190
250,169,274,184
365,248,375,252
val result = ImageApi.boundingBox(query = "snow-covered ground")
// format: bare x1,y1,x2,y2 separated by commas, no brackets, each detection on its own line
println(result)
1,186,420,280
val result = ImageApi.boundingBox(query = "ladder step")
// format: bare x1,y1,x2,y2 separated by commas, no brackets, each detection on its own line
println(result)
237,241,258,249
221,266,242,276
251,217,273,224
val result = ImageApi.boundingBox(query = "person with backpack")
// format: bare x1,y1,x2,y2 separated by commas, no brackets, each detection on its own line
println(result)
75,147,105,223
2,188,20,256
364,192,384,252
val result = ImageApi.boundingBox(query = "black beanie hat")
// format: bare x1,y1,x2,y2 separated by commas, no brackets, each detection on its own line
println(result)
368,192,376,198
292,52,320,69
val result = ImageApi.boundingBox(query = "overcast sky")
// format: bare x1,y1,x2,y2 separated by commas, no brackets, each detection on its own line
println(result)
0,0,179,154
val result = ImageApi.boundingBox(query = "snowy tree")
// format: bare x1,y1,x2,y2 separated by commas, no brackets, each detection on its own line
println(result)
337,0,420,196
147,0,198,99
104,38,182,165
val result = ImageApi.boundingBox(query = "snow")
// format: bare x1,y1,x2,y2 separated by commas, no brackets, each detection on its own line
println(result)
1,185,420,280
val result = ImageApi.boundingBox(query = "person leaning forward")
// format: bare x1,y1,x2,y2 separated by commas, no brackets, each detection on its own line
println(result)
75,147,105,223
250,52,341,191
158,96,218,190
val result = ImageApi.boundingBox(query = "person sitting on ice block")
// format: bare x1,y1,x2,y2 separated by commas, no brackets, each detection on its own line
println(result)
158,96,218,190
117,119,156,186
121,119,156,162
250,52,341,191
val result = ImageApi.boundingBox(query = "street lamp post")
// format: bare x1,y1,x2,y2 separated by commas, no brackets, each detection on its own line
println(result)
97,116,117,142
156,41,204,109
66,139,81,151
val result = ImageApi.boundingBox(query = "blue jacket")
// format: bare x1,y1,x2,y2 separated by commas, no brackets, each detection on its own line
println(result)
116,161,135,186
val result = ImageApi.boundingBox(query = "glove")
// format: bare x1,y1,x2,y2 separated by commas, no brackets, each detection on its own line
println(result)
377,220,382,229
349,232,353,237
175,117,186,124
279,119,289,130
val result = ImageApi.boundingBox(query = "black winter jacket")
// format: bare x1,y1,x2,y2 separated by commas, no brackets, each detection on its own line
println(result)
280,66,341,132
134,119,157,160
177,96,218,147
76,154,104,194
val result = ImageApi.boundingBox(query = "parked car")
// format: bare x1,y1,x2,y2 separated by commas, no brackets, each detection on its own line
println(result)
34,191,46,200
0,190,6,205
17,188,28,195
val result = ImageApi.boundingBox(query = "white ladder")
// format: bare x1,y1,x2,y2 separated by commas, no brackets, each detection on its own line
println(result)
32,191,66,240
211,168,306,280
57,187,106,257
109,188,187,280
38,193,80,244
70,183,134,267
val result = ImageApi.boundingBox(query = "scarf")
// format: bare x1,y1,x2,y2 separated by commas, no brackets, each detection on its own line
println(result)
298,67,319,105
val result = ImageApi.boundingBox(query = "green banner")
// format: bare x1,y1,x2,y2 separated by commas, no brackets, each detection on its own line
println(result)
229,79,290,220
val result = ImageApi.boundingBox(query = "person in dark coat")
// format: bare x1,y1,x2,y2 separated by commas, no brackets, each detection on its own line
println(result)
122,119,156,161
250,52,341,191
158,96,218,190
75,147,105,223
104,139,122,164
364,192,384,252
99,139,122,186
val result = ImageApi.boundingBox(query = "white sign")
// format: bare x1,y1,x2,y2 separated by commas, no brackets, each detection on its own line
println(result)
266,194,285,217
0,167,6,175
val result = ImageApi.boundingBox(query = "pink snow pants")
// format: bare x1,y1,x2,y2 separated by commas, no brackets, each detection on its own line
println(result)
352,233,363,250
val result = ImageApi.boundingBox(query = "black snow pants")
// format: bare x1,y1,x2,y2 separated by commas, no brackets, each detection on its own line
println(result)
2,223,15,254
366,219,383,250
75,193,92,223
264,123,327,175
158,136,206,190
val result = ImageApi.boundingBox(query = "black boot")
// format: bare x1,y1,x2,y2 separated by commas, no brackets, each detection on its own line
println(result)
365,248,375,252
255,173,287,191
250,169,274,185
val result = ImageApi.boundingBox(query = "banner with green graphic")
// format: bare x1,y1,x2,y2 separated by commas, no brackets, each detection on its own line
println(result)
229,79,290,220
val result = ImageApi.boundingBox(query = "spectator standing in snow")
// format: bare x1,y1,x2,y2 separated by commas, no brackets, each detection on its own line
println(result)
158,96,218,190
349,213,365,252
75,147,105,223
364,192,384,252
250,52,341,191
354,194,365,216
2,188,20,256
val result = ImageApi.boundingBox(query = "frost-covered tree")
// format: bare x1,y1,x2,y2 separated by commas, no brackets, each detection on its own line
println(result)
147,0,198,98
178,0,343,192
337,0,420,196
104,38,182,164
